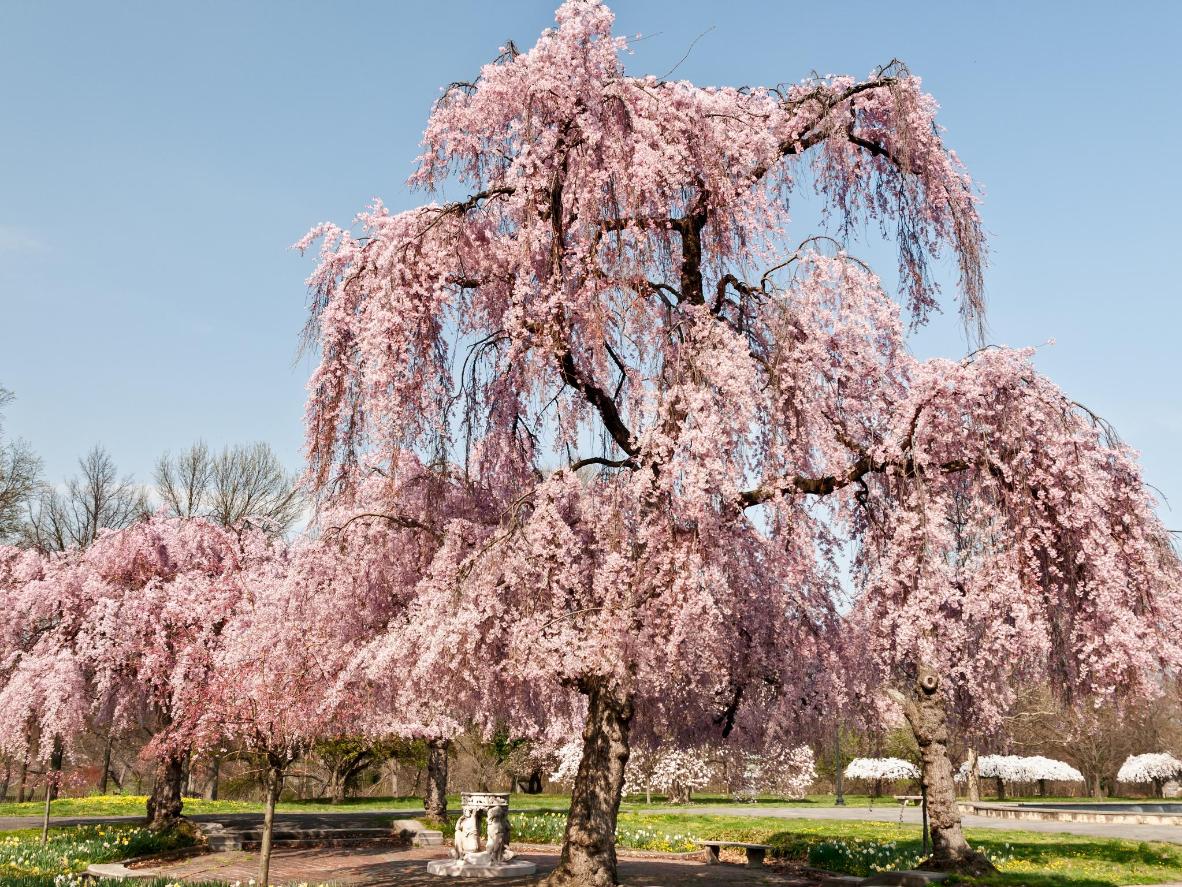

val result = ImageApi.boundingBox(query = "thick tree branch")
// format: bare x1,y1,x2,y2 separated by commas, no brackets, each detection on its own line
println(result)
557,349,639,457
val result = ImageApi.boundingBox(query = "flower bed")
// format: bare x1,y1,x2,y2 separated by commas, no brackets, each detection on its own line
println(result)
0,825,193,879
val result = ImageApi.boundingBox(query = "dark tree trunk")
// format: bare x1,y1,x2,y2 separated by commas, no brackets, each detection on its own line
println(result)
46,739,64,802
203,757,220,801
1038,778,1048,798
40,736,63,847
328,771,347,804
146,753,186,830
544,679,633,887
0,758,10,801
995,776,1005,800
424,738,449,823
258,759,284,887
1154,777,1165,799
666,782,692,805
17,753,29,803
895,665,995,876
98,736,112,794
1089,772,1104,798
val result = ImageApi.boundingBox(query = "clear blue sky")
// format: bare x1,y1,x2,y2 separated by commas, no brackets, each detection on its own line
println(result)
1,1,1179,524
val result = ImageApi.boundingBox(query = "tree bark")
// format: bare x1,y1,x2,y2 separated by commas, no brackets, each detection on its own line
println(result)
99,736,112,794
203,756,220,801
424,738,449,824
995,776,1005,800
258,760,284,887
0,758,10,801
544,679,633,887
40,736,63,847
893,666,995,875
17,753,28,803
1089,772,1104,798
146,753,186,829
965,748,980,802
46,739,63,802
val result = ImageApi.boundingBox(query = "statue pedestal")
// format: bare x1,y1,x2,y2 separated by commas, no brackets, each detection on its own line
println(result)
426,858,537,878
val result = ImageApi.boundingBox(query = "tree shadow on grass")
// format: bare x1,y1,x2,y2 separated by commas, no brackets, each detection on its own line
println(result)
765,828,1182,887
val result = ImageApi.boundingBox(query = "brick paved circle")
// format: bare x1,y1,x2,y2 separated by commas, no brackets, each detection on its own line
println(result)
146,845,823,885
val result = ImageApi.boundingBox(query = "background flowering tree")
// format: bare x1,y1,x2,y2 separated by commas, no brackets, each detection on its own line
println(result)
297,0,1182,881
0,547,90,844
77,516,245,828
849,348,1182,870
649,747,712,805
1117,753,1182,797
192,534,378,885
843,756,920,799
957,754,1083,799
733,745,816,802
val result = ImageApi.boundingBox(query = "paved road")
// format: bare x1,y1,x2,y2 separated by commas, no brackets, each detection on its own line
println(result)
655,803,1182,845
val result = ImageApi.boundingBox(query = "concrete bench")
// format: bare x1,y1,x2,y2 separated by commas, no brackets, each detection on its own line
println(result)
894,794,923,806
699,840,772,867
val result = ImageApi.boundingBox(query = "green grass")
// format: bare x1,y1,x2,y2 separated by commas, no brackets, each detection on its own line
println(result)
634,813,1182,885
0,790,1141,820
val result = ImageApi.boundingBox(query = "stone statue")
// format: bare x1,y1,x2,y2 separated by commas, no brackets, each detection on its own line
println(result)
429,792,534,878
452,806,481,859
485,804,514,863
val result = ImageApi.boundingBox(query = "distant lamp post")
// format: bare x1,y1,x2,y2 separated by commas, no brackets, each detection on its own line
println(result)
834,722,846,806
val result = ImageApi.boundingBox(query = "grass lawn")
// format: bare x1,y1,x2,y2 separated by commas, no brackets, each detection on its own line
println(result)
1,809,1179,886
588,812,1182,886
0,790,1121,819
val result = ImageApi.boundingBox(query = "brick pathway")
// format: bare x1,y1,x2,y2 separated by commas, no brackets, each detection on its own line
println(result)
147,845,823,885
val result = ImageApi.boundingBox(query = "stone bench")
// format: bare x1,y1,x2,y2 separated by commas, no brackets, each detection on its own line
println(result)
894,794,923,806
699,840,772,867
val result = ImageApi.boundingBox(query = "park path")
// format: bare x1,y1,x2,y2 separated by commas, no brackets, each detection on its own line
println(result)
655,802,1182,844
145,845,822,886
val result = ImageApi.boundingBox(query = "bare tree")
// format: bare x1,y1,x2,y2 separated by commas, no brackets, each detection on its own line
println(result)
0,387,42,543
154,441,302,534
23,446,149,552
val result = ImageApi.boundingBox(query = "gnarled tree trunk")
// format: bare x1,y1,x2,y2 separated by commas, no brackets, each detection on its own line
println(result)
146,753,186,830
893,665,995,876
424,738,449,823
544,678,633,887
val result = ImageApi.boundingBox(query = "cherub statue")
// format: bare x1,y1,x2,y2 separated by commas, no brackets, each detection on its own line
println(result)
485,804,515,863
452,806,481,859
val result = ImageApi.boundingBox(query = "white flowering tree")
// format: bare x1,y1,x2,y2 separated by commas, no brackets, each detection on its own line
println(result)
1118,753,1182,798
733,745,816,802
957,755,1083,799
651,747,713,805
843,757,921,798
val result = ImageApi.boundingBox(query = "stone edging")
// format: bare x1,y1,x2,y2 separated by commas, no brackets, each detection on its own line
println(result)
960,801,1182,826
